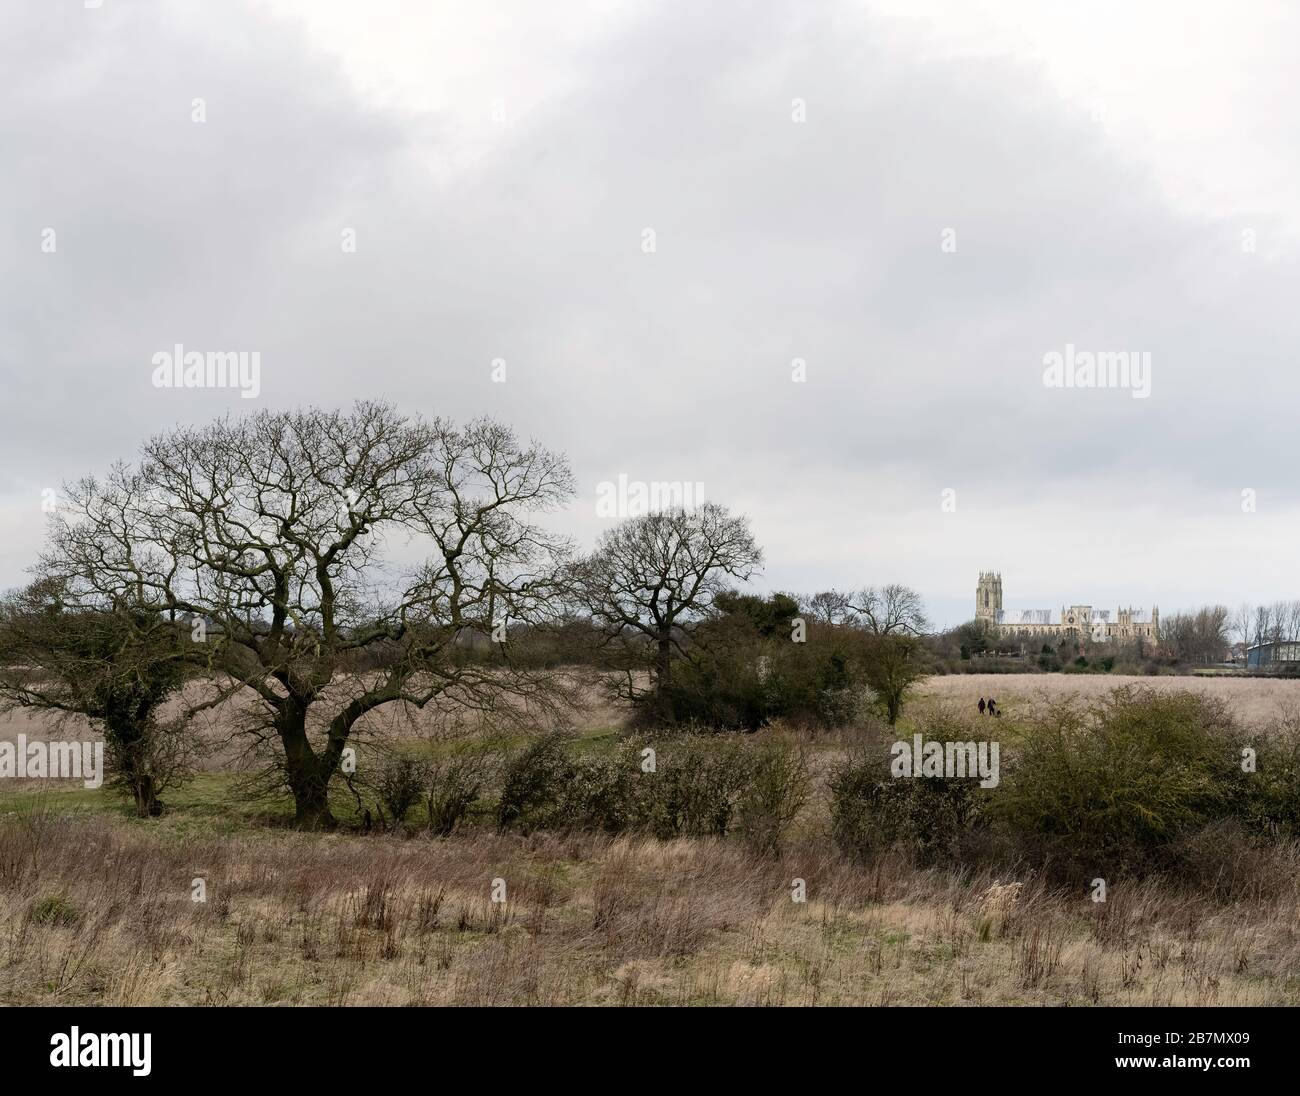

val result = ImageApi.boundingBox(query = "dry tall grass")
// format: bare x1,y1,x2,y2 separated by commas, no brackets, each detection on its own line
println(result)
3,809,1297,1006
5,672,1300,1005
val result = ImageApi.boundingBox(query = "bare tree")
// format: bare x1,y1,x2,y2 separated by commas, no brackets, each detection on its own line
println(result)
803,589,853,626
32,403,574,829
848,583,930,635
1163,605,1230,664
1267,601,1290,646
576,503,762,713
1202,604,1231,662
1254,604,1273,655
1231,602,1256,663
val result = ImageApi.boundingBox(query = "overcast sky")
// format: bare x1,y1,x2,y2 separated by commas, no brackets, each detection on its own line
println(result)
3,0,1298,627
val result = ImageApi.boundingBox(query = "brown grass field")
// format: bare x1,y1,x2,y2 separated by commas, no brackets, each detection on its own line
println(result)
3,669,1300,1006
917,672,1300,728
3,807,1299,1006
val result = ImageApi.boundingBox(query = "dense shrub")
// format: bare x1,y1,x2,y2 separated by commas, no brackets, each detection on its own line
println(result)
829,751,982,865
496,732,638,834
374,751,432,826
496,733,568,832
828,752,899,859
495,730,809,853
656,611,874,731
827,689,1297,877
426,752,492,836
633,736,753,838
635,734,810,849
497,732,582,832
459,690,1297,891
659,645,773,731
990,687,1246,870
813,682,878,726
1238,711,1300,839
564,748,641,832
735,737,810,854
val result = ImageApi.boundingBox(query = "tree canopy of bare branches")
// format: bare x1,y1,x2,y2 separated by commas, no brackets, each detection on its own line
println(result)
1161,605,1231,665
802,589,854,626
848,584,930,635
575,503,762,710
26,402,574,828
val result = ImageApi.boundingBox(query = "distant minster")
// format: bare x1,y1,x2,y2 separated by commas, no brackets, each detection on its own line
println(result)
976,572,1158,641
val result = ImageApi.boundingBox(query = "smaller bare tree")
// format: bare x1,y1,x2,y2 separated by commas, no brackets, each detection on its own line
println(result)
1231,602,1256,663
577,503,762,715
804,589,854,626
849,584,930,636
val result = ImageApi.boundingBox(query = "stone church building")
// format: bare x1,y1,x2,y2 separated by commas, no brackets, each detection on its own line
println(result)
976,572,1158,642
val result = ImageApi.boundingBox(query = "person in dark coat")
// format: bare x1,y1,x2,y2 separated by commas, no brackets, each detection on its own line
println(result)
987,697,998,717
978,697,986,715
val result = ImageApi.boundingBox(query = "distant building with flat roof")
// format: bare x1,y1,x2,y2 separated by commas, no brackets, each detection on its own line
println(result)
1246,641,1300,668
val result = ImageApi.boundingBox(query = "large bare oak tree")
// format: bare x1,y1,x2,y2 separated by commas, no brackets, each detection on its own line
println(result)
22,402,573,829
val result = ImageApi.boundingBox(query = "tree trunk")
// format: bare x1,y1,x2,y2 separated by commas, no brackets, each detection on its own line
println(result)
655,635,672,691
104,708,163,817
280,703,338,831
291,779,336,831
653,633,673,720
133,774,161,817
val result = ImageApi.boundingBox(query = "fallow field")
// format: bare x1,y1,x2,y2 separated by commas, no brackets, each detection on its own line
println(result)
2,670,1299,1007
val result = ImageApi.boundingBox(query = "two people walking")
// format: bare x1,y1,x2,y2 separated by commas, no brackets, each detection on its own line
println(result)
978,696,999,717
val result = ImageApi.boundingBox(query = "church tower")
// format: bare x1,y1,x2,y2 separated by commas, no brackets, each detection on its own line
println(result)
976,571,1002,622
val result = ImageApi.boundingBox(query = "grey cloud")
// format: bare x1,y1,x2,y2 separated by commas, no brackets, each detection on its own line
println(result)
1,0,1296,620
